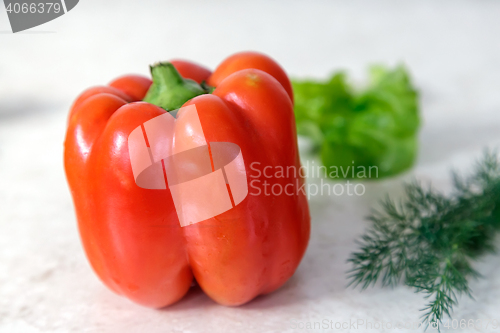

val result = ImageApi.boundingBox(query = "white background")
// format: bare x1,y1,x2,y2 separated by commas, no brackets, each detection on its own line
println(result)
1,0,500,332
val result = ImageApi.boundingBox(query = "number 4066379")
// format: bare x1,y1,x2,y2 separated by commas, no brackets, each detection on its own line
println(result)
441,319,499,330
5,2,62,14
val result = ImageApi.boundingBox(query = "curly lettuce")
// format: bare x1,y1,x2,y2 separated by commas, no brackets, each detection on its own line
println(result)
292,65,420,179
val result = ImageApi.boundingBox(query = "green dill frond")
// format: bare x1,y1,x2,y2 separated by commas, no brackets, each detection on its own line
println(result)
347,150,500,329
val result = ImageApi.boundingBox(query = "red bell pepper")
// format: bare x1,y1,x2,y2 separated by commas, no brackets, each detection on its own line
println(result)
64,51,310,308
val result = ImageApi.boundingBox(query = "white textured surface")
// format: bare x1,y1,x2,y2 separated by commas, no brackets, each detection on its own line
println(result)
1,1,500,332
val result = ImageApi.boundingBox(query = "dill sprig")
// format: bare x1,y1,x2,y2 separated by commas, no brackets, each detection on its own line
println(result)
347,150,500,329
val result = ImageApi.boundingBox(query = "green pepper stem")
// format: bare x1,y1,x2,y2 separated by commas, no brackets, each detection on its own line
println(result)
143,62,207,111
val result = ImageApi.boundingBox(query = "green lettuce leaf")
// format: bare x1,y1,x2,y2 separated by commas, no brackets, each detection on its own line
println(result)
292,65,420,179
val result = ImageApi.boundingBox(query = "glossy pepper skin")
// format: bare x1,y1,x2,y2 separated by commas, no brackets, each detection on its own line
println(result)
64,52,310,308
